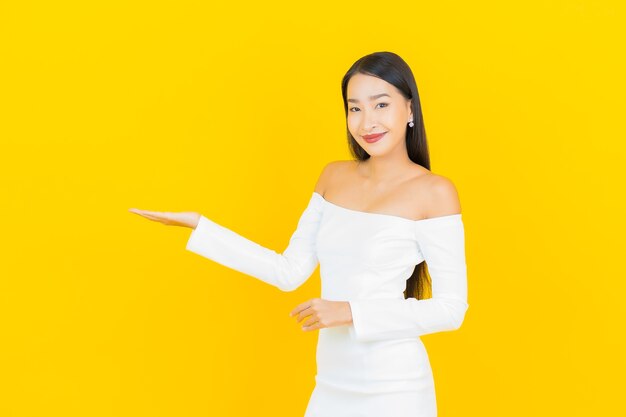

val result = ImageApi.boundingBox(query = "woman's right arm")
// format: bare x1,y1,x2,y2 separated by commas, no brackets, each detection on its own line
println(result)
129,163,334,292
185,192,323,292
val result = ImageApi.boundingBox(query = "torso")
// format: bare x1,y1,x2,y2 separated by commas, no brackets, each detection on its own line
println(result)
316,160,443,221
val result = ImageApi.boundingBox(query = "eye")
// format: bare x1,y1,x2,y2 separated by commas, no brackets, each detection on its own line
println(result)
349,103,388,112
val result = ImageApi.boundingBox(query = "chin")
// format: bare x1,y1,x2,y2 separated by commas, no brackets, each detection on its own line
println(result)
362,146,390,157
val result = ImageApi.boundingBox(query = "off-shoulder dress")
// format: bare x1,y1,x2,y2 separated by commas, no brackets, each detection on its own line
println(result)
185,191,469,417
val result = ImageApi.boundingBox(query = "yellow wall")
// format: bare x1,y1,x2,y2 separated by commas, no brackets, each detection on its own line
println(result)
1,1,624,416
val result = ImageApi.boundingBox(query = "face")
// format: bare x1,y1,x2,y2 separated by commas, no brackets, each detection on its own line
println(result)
347,73,413,156
346,73,413,157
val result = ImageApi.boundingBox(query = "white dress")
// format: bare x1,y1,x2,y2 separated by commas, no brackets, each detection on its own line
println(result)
185,191,469,417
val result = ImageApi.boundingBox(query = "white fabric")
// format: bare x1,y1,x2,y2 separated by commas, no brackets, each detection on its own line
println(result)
186,191,469,417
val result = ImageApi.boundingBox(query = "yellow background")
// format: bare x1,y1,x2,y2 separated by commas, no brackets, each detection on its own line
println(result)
1,1,624,416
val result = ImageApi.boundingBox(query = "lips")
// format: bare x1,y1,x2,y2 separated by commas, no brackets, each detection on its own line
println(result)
362,132,386,143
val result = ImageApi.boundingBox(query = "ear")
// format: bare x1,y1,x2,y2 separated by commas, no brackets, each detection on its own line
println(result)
407,99,413,120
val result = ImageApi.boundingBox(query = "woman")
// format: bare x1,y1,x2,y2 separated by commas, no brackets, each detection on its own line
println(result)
129,51,469,417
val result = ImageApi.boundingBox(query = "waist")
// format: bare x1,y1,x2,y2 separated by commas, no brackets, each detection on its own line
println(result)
315,327,432,387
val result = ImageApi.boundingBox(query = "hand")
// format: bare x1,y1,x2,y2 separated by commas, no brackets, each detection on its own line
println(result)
289,298,353,332
128,208,201,229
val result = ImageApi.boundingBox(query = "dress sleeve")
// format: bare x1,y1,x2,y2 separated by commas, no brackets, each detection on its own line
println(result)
348,214,469,342
185,193,323,292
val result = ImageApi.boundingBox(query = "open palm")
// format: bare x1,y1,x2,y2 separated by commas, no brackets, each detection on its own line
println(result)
128,208,201,229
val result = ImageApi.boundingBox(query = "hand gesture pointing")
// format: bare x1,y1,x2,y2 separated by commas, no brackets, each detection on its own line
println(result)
128,208,201,229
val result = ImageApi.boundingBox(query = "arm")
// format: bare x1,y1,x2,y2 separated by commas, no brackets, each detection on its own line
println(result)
347,215,469,341
185,193,323,292
347,177,468,342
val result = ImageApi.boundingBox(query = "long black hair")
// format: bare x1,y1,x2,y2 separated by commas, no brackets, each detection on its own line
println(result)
341,51,433,300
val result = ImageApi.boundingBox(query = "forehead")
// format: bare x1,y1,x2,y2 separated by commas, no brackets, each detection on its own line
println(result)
347,73,398,98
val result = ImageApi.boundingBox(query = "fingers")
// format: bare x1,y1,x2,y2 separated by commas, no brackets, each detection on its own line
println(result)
302,320,322,332
290,305,309,322
290,298,325,331
290,297,321,318
129,208,163,217
301,316,320,328
128,208,171,224
289,300,313,318
289,307,322,331
294,310,320,331
143,214,167,222
129,209,199,229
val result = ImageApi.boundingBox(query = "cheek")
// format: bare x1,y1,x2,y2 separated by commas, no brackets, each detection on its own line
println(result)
347,116,359,136
385,111,403,126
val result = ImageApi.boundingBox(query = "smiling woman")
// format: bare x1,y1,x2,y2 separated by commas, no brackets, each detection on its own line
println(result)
130,51,468,417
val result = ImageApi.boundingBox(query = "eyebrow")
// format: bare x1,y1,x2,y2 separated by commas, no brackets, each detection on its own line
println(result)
347,93,391,103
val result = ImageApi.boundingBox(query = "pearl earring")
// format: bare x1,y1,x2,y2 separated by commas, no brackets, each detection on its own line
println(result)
408,120,414,128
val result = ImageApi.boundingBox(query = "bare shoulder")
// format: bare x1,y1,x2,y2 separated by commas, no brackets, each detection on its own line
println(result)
313,160,352,196
415,172,462,218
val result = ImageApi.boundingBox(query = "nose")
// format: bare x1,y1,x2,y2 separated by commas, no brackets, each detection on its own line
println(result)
361,108,378,131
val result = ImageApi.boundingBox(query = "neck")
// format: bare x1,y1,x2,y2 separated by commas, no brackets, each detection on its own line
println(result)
359,149,414,185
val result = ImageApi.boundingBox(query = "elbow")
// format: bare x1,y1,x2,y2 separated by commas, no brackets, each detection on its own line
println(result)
276,281,300,292
273,267,308,292
273,256,316,292
440,298,469,331
450,308,468,331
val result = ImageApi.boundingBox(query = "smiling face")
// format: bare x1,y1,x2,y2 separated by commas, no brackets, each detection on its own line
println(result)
346,73,413,157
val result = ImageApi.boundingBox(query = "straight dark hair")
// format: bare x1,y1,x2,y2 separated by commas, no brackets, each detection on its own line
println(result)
341,51,432,300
